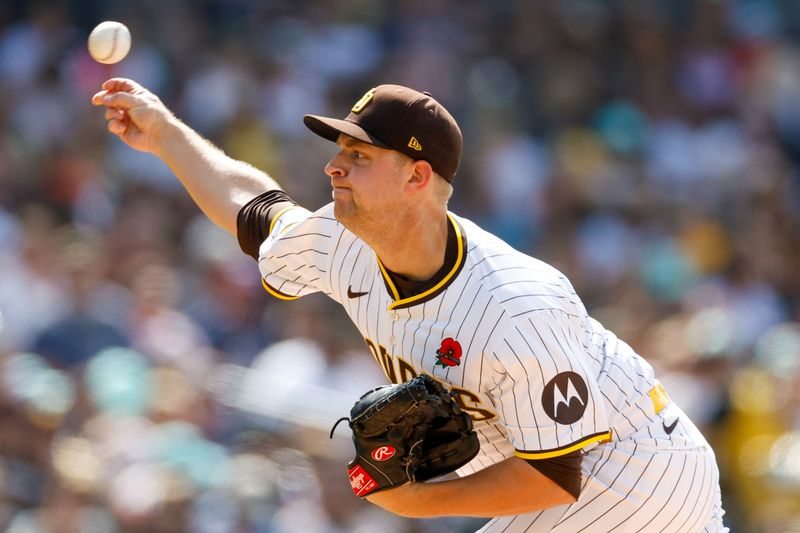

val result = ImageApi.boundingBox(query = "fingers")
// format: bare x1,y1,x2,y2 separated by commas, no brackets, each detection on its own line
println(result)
102,77,144,93
91,78,146,107
108,118,127,135
91,90,140,110
104,108,125,121
91,90,108,106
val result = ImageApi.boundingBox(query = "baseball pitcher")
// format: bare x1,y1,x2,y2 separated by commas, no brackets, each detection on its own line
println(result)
93,79,727,532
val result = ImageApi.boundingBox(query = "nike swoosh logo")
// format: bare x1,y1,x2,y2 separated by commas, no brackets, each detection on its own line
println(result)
347,286,368,299
663,418,679,435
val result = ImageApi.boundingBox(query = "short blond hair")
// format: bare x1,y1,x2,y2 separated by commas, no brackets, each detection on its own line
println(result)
434,173,453,204
395,152,453,205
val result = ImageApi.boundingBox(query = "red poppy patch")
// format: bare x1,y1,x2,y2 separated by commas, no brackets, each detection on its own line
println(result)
435,337,462,368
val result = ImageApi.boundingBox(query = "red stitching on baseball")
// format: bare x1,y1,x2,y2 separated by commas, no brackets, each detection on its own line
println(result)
98,29,119,62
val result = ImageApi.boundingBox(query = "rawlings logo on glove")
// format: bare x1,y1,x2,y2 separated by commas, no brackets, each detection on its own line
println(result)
331,374,480,497
371,446,396,461
348,464,378,497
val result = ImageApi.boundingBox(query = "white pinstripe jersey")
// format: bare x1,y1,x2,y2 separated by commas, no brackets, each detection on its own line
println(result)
257,203,661,469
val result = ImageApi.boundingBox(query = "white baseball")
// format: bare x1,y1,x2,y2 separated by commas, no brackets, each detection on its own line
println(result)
87,21,131,64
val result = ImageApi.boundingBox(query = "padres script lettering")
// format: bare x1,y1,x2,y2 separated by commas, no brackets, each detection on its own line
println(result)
364,338,496,422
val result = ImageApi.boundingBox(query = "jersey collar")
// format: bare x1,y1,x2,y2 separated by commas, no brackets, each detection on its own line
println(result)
377,213,467,310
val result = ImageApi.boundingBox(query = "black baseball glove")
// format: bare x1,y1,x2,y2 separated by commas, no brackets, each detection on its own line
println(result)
331,374,480,497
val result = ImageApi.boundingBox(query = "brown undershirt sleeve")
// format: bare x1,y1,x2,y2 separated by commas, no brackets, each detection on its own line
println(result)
524,450,583,499
236,190,297,260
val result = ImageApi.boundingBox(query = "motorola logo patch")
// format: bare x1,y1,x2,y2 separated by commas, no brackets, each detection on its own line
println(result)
542,372,589,425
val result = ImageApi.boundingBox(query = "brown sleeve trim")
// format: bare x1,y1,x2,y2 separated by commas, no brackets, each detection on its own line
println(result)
236,190,297,260
524,450,583,499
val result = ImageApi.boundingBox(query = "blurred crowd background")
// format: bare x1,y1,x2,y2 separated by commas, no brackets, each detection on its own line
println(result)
0,0,799,531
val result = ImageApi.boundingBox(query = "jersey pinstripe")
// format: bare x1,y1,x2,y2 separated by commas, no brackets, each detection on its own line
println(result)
256,202,726,532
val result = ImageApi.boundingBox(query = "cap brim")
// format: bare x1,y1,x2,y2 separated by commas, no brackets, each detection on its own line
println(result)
303,115,391,148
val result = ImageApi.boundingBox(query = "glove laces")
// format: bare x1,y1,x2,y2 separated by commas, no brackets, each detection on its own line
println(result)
329,416,350,439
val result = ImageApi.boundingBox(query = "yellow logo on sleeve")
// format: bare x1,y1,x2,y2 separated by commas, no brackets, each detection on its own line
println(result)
351,88,376,113
408,136,422,151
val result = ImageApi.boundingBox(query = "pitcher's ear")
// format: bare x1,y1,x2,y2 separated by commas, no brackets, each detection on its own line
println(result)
406,159,434,191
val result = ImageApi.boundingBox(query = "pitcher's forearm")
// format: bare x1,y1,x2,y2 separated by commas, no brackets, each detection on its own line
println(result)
366,456,576,518
157,117,281,234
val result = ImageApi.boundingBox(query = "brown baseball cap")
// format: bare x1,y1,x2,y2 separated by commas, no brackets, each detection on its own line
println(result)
303,85,463,183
